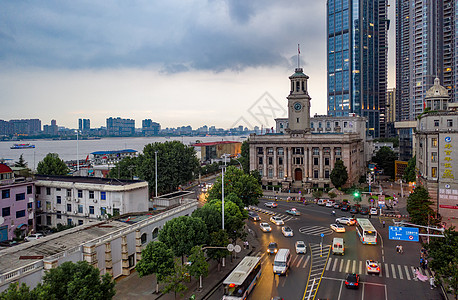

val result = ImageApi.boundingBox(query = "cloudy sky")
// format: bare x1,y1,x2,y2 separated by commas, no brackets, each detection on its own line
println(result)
0,1,395,130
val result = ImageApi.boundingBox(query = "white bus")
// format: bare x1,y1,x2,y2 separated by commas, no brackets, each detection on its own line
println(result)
356,218,377,245
222,256,262,300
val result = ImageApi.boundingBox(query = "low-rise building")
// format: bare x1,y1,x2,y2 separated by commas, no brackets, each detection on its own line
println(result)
35,175,148,228
90,149,138,165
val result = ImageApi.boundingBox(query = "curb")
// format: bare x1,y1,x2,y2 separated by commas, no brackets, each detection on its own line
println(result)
381,213,409,218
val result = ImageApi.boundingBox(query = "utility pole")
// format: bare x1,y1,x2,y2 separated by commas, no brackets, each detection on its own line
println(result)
155,151,158,198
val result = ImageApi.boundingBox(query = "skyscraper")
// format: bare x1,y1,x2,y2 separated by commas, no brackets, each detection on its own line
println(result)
327,0,388,138
396,0,457,122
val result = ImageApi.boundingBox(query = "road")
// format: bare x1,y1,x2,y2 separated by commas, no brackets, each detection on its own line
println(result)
208,197,443,300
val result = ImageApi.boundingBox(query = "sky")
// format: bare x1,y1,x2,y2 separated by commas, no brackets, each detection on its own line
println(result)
0,0,396,130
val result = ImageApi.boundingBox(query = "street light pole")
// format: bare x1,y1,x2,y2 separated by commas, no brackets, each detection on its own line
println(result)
76,129,79,172
155,151,158,198
222,154,227,230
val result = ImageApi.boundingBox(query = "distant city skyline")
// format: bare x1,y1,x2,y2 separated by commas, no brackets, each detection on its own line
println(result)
0,1,396,129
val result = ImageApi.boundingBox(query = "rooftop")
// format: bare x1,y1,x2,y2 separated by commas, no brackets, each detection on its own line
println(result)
0,164,13,174
35,175,145,186
91,149,137,155
193,141,240,147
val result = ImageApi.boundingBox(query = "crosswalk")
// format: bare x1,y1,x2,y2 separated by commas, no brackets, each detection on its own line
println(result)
298,225,334,236
249,206,298,222
304,243,331,299
324,256,433,281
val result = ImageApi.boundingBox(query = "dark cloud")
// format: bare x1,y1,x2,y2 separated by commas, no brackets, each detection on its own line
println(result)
0,0,326,72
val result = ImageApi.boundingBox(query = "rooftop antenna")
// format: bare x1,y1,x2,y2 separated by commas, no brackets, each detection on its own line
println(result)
297,44,300,68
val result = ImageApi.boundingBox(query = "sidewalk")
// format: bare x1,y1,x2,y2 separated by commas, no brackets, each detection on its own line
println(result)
114,226,260,300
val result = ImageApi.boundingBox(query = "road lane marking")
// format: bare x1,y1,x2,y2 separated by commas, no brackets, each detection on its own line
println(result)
391,264,397,279
303,256,310,268
385,263,389,278
404,266,411,280
359,260,363,275
332,258,338,271
296,256,304,268
292,255,300,265
345,260,351,273
397,265,404,280
339,259,344,273
326,257,332,271
352,260,356,273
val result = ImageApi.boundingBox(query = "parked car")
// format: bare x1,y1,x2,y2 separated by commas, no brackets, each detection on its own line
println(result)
359,207,369,215
370,207,378,215
341,204,350,211
349,206,360,214
295,241,307,254
248,211,261,221
326,200,335,208
330,223,346,233
345,273,360,289
24,233,44,242
0,240,18,248
333,201,342,209
317,199,328,206
265,202,278,208
286,208,301,216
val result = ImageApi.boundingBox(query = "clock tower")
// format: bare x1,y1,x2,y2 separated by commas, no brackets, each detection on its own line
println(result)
286,67,311,133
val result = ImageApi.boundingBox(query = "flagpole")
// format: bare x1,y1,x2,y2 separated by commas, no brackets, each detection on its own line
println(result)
297,44,300,68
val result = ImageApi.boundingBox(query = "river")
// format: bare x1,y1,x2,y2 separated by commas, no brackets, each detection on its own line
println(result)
0,136,246,170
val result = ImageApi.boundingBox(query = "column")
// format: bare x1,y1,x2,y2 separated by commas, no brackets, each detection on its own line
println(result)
287,147,292,180
121,235,130,275
308,147,313,179
319,147,324,179
273,147,277,178
83,242,98,268
263,147,267,179
105,242,113,276
304,147,308,180
331,146,335,170
135,230,142,261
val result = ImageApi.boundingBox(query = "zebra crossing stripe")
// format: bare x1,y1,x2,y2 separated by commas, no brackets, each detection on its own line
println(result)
358,260,363,275
297,256,304,268
345,260,351,273
292,255,300,265
332,258,338,272
391,264,397,279
352,260,357,273
397,265,404,280
303,256,310,268
339,259,344,273
404,266,411,280
326,258,332,271
385,263,390,278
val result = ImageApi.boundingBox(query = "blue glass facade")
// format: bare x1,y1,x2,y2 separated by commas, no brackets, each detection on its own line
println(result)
327,0,385,138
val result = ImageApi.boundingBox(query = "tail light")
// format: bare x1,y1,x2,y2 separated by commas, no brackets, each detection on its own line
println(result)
345,281,348,285
354,282,359,286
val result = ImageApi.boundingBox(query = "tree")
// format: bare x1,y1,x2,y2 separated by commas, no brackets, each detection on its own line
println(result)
0,282,50,300
372,146,397,179
239,140,250,174
14,154,28,168
328,192,336,199
161,262,188,299
406,186,439,226
426,228,458,298
136,241,174,294
312,190,323,199
330,160,348,189
39,261,115,300
158,216,208,260
108,157,138,180
187,246,209,289
207,199,246,243
136,141,200,195
206,230,230,271
191,204,222,235
403,155,416,183
36,153,69,176
207,166,262,208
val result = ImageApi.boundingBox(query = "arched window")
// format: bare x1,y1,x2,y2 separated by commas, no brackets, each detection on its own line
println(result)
141,233,147,244
152,228,159,240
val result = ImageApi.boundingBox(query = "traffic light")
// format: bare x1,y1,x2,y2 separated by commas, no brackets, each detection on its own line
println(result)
354,191,360,197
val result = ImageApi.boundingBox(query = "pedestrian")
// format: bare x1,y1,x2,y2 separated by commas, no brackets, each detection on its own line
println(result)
396,245,399,253
420,258,425,268
424,258,428,269
430,276,436,289
369,213,371,219
399,245,403,254
383,221,386,228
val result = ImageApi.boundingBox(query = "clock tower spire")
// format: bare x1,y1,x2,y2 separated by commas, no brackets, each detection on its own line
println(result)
286,67,311,134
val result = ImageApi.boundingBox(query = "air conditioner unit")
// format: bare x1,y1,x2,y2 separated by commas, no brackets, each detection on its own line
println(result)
66,197,72,201
93,199,97,203
75,199,79,203
74,211,78,214
107,205,111,209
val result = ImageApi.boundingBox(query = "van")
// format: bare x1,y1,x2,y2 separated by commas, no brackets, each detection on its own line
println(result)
332,238,345,255
273,249,291,275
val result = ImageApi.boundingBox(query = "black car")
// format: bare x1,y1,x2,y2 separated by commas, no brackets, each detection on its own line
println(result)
333,201,342,209
360,207,369,215
267,242,278,254
341,204,350,211
248,211,261,221
349,206,359,214
345,273,360,289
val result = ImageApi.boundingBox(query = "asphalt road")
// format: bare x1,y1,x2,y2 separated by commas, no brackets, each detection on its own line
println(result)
209,197,444,300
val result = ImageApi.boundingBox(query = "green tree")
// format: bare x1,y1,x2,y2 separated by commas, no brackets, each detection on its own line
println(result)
14,154,28,168
158,216,208,260
239,140,250,174
330,160,348,189
36,153,69,176
372,146,397,179
161,262,188,299
0,282,50,300
406,186,438,226
207,198,246,243
40,261,115,300
187,246,209,289
328,192,336,199
426,228,458,299
108,157,138,180
191,205,222,235
137,141,200,195
403,155,416,183
207,166,262,208
312,190,323,199
206,230,230,271
136,241,174,294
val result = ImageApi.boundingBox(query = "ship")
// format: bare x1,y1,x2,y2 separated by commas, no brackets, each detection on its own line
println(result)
10,143,35,149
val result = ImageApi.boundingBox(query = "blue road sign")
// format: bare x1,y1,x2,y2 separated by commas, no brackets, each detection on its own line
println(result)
321,233,324,237
389,226,419,242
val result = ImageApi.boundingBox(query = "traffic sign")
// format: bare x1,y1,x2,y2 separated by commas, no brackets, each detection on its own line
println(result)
389,226,419,242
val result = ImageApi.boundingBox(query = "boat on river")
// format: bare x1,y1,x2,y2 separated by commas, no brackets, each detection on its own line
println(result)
10,143,35,149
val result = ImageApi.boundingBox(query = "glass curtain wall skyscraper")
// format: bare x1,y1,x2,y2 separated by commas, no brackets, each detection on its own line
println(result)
327,0,388,138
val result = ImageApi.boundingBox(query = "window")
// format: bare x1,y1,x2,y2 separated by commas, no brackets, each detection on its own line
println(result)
314,157,319,165
313,148,319,155
432,167,437,178
431,152,437,162
67,189,72,197
313,170,319,179
258,157,263,165
257,147,264,155
27,186,32,194
67,204,72,212
268,169,273,178
434,120,439,127
57,211,61,219
36,187,41,194
259,168,263,176
78,220,84,226
27,202,32,209
56,188,61,191
78,205,83,214
267,148,274,155
279,157,283,165
297,118,300,123
2,207,10,217
278,169,284,178
46,187,51,195
325,170,330,178
16,210,26,218
2,189,10,199
268,157,273,165
335,148,342,156
447,119,453,127
16,193,25,201
432,138,438,147
277,148,284,155
57,196,61,204
141,233,147,244
78,190,83,198
101,191,106,200
325,157,330,166
101,207,107,215
89,206,95,215
152,228,159,239
89,191,94,199
295,157,303,164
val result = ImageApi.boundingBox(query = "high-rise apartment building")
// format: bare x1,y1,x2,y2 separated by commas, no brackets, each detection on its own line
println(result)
396,0,457,121
327,0,388,138
142,119,161,136
106,117,135,136
78,118,90,132
9,119,41,135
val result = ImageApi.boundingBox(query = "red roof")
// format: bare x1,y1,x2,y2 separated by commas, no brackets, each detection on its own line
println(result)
193,141,240,147
0,164,13,174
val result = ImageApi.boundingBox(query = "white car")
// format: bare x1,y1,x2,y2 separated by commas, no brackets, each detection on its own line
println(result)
326,200,335,208
281,226,293,237
295,241,307,254
366,260,381,274
317,199,328,206
330,223,346,233
270,216,284,226
260,222,272,232
265,202,278,208
24,233,44,241
335,217,356,226
370,208,378,215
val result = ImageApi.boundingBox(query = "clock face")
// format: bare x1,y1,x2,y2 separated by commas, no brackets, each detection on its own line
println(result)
294,102,302,111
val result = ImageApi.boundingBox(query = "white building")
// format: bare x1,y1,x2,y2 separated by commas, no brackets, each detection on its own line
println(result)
35,175,149,227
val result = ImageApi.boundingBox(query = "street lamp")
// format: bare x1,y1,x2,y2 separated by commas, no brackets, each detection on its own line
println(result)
155,151,158,198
